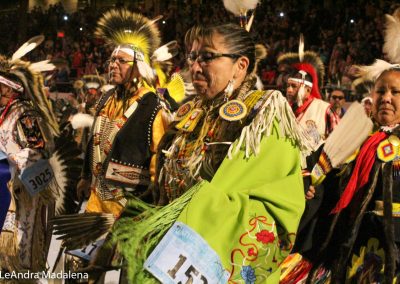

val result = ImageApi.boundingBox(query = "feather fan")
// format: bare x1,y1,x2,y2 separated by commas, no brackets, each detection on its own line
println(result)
51,212,115,250
49,123,83,215
311,102,373,186
166,73,185,103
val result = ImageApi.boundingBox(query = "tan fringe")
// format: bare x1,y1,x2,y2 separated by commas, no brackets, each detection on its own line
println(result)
0,190,18,259
0,231,18,257
31,199,47,272
228,90,315,159
0,188,48,273
39,179,58,205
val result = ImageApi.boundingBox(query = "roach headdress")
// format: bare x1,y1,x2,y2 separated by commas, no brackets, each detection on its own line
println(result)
0,35,58,135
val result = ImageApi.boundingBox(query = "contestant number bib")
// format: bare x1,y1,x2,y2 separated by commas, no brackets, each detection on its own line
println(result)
145,222,230,284
20,159,54,196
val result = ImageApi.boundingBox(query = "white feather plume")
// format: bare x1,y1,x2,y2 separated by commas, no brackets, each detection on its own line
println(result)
383,9,400,63
299,34,304,62
151,41,178,62
11,35,45,62
355,59,400,82
137,60,155,81
223,0,259,16
70,113,95,129
139,15,163,33
30,60,55,72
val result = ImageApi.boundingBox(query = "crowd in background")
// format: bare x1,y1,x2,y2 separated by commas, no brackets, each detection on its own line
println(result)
0,0,399,98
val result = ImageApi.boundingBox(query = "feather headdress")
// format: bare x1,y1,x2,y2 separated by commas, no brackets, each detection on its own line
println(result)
81,74,106,90
278,52,325,89
278,45,325,101
383,8,400,63
223,0,260,31
95,9,162,82
354,8,400,82
0,36,58,135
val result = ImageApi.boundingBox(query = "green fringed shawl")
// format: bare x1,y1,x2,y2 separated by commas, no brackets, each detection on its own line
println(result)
114,120,305,283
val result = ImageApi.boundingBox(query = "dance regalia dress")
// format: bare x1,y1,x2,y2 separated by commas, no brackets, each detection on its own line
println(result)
284,125,400,283
83,86,166,217
0,99,54,273
114,89,314,283
311,125,400,283
294,96,339,142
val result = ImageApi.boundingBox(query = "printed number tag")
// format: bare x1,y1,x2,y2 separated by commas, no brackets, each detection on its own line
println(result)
19,159,54,196
144,222,230,284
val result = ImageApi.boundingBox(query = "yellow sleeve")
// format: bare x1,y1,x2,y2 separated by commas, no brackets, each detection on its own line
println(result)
149,109,168,182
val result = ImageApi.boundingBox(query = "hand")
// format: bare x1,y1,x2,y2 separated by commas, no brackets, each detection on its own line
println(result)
305,185,316,200
77,178,91,201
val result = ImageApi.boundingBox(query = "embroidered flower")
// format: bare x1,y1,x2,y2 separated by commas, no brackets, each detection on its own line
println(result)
248,247,257,257
256,230,275,244
240,265,256,284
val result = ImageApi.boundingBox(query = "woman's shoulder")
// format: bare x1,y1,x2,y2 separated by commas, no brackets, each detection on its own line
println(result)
227,89,315,158
244,89,285,122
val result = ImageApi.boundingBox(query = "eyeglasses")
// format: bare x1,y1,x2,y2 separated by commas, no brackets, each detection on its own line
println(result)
187,51,240,65
107,57,134,65
332,95,345,100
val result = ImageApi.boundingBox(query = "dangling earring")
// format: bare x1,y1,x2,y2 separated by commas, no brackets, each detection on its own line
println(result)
223,79,235,101
219,78,247,121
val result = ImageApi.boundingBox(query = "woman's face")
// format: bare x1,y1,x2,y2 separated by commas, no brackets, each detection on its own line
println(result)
372,70,400,126
188,33,243,100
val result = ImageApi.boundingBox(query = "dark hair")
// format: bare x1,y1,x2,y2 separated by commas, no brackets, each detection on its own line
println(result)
184,23,257,74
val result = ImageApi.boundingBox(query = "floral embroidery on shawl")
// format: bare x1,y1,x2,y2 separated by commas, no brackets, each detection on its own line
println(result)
229,216,296,283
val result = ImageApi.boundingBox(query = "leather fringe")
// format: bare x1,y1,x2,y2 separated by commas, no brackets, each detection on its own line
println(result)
382,162,396,283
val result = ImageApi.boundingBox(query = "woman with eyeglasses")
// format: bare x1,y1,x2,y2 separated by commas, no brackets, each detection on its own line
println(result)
303,67,400,284
303,9,400,283
113,23,314,283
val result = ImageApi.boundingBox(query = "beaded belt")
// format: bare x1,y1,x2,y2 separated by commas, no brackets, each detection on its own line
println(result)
373,200,400,217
